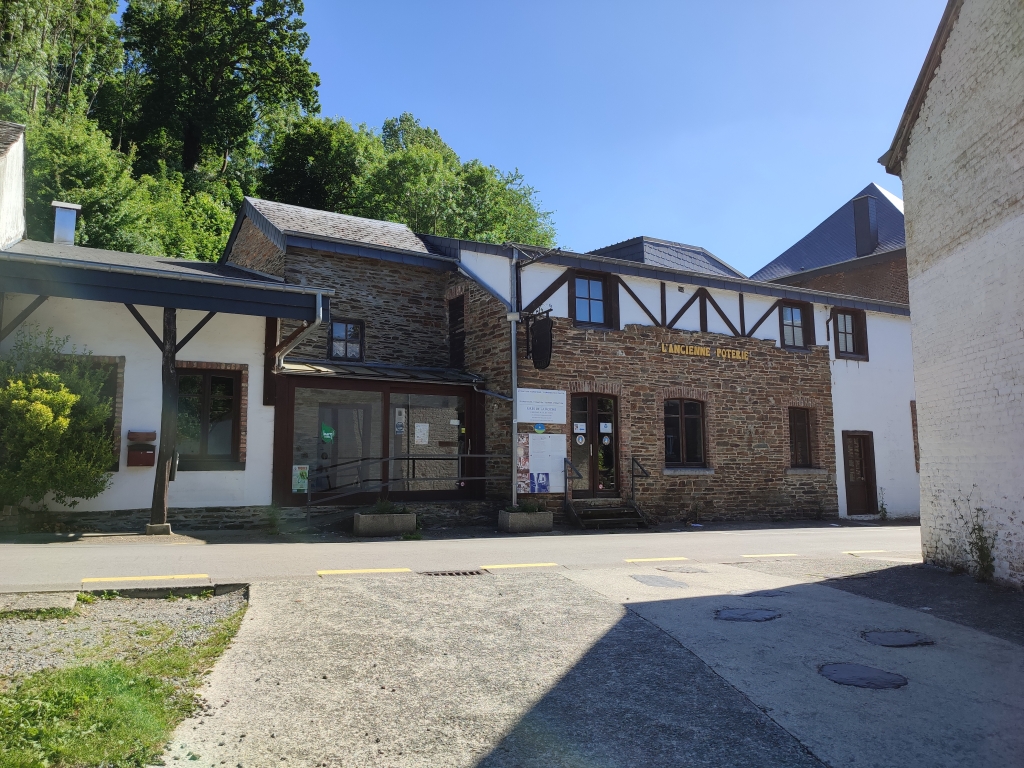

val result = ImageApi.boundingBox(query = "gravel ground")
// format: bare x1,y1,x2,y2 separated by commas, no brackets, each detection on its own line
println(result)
0,589,246,681
735,556,1024,646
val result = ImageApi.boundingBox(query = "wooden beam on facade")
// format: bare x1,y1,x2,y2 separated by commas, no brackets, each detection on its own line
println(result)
124,304,163,350
0,295,48,342
617,277,661,327
522,269,570,314
745,300,781,337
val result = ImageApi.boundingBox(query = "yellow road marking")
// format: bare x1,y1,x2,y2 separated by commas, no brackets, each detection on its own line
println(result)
81,574,209,583
481,562,558,570
843,550,886,555
741,554,799,558
625,556,689,563
317,568,412,575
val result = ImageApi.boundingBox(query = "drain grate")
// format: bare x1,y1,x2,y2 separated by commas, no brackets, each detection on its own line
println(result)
863,630,934,647
419,570,485,577
715,608,782,622
819,663,908,689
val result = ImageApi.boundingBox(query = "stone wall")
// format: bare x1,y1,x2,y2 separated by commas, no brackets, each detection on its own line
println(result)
226,217,285,277
900,0,1024,585
460,284,838,520
779,254,909,304
281,248,451,367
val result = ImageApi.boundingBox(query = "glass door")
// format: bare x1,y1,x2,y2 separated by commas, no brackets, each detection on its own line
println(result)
570,394,618,498
389,393,468,494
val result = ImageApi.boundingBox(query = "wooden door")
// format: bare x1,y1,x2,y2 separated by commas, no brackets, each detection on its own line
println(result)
570,394,618,498
842,431,877,515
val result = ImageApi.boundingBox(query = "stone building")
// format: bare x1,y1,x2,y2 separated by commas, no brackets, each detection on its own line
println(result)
880,0,1024,583
223,195,918,525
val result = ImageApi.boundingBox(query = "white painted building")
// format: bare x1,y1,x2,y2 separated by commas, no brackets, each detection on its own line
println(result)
0,122,330,528
880,0,1024,583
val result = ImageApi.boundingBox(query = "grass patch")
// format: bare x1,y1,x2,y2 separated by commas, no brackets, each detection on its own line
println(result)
0,605,245,767
0,608,74,622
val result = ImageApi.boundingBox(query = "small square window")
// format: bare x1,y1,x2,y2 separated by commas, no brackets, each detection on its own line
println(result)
329,319,364,361
575,277,606,325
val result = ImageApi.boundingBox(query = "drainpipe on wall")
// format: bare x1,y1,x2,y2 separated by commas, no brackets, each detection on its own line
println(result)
273,293,325,372
509,249,520,506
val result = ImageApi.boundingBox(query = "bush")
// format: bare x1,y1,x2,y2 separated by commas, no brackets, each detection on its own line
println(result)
0,328,116,509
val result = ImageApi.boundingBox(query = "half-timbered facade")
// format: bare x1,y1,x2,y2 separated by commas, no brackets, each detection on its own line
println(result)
224,196,919,523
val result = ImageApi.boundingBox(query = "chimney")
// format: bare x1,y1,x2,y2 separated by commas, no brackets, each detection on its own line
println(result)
853,195,878,257
51,200,81,244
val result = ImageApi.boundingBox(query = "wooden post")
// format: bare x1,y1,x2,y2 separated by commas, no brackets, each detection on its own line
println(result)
148,308,177,534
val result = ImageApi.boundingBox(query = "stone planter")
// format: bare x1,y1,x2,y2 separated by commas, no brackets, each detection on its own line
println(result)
353,512,417,537
499,510,554,534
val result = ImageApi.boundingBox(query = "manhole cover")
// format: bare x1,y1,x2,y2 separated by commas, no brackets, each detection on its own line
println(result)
863,630,934,647
715,608,782,622
656,565,706,574
819,663,907,689
630,575,686,588
419,571,485,577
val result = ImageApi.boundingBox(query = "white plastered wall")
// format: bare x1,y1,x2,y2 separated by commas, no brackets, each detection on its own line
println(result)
829,312,920,517
461,250,511,305
0,295,273,511
0,134,25,249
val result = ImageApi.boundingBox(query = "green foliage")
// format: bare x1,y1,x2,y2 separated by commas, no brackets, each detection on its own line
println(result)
0,327,115,508
112,0,319,172
0,606,246,767
0,607,74,621
369,498,408,515
264,112,556,246
0,0,122,122
507,500,545,514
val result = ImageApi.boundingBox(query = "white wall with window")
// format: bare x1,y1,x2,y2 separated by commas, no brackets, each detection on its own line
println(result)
0,294,273,511
829,310,919,517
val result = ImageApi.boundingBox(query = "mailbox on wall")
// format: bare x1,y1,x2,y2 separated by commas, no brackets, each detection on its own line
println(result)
126,431,157,467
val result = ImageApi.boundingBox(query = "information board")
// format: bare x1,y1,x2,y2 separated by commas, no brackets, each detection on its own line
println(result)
516,388,567,424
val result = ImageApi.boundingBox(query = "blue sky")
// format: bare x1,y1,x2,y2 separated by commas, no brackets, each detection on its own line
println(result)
302,1,945,276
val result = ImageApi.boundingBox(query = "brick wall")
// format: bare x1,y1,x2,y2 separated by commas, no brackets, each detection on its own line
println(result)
460,280,838,520
280,248,452,367
900,0,1024,584
226,218,285,277
779,254,909,304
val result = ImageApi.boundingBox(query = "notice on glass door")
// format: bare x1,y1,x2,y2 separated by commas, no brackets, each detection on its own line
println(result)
414,423,430,445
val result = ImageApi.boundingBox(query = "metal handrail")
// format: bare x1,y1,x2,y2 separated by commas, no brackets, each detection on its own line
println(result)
563,458,584,528
630,456,651,504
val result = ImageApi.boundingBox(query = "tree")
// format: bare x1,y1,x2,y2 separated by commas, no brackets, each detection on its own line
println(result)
0,328,115,509
0,0,122,121
260,115,380,213
115,0,320,172
262,112,557,247
25,107,235,259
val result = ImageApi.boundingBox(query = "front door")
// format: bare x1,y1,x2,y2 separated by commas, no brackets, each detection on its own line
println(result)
570,394,618,498
842,431,877,515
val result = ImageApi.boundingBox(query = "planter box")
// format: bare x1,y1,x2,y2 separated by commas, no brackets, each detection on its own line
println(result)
353,512,417,537
499,510,553,534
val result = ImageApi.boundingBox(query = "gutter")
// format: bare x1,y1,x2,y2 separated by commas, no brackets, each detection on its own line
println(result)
274,293,325,372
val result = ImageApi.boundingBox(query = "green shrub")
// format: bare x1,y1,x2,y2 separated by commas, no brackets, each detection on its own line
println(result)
0,328,116,509
368,499,408,515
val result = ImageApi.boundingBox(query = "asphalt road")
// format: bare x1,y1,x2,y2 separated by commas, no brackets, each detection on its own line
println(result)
0,522,921,592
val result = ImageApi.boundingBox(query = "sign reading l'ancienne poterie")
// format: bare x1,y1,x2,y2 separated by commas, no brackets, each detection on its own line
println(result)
660,342,749,361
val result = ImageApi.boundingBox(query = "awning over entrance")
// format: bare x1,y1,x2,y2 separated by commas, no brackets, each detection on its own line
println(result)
281,358,483,385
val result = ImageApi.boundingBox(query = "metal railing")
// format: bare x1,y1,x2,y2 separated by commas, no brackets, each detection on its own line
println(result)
563,457,584,528
304,452,513,509
630,455,651,504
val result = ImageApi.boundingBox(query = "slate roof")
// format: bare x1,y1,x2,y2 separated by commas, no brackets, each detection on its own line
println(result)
2,238,330,295
749,184,906,282
590,236,746,279
245,197,431,255
0,121,25,157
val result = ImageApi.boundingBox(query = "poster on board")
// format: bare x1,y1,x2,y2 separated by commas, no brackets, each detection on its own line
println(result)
516,389,567,424
516,434,530,494
528,433,566,493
